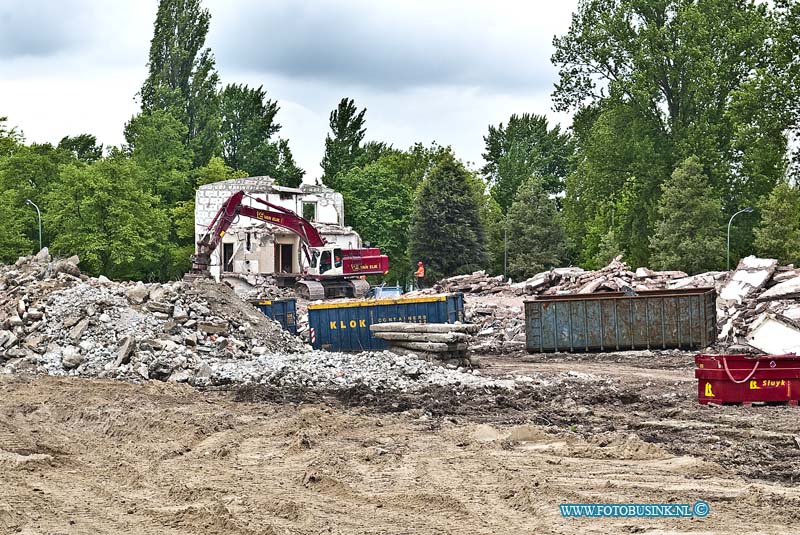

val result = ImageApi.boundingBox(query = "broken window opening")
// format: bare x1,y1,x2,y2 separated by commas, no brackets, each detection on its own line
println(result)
303,202,317,222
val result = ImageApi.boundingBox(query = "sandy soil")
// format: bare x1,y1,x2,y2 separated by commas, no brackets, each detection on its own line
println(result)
2,351,800,534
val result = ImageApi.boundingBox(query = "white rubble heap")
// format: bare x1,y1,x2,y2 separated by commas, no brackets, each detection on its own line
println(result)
717,256,800,351
0,249,519,392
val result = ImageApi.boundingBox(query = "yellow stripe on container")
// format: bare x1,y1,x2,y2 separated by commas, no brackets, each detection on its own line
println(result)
308,295,447,311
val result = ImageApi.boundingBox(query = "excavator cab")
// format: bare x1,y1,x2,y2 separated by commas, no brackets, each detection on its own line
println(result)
307,246,344,276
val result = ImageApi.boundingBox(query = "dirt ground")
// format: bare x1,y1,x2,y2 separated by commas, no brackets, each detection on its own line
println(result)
2,351,800,534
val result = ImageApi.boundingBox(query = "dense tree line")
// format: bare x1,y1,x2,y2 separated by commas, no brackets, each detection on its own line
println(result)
2,0,799,283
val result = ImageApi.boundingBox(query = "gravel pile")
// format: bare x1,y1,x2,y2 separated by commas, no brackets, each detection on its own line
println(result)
0,249,514,391
204,349,516,391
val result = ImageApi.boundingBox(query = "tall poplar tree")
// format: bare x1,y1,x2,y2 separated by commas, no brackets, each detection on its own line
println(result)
320,98,366,190
139,0,220,167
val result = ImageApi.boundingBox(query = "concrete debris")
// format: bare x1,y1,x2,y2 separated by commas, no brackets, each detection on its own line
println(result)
719,256,777,303
427,255,800,355
222,272,298,301
369,322,477,367
757,276,800,302
746,314,800,355
0,250,510,392
432,257,699,298
417,257,711,355
715,259,800,349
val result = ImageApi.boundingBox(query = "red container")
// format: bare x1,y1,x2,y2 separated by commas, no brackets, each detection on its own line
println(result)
695,354,800,405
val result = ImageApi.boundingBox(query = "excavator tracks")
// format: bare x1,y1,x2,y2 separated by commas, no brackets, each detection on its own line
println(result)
295,278,370,300
348,279,370,298
295,280,326,301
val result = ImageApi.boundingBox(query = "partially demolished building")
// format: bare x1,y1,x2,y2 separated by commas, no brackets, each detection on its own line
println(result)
194,176,362,281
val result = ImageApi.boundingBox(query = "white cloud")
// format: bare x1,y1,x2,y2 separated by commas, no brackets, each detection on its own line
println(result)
0,0,578,179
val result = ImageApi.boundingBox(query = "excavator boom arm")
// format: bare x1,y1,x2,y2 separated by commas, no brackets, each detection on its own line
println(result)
192,190,326,272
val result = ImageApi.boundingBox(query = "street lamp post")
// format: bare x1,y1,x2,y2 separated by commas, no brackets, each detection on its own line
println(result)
727,207,753,271
25,199,42,252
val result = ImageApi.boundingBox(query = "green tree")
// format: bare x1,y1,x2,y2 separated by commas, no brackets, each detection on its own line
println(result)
124,110,192,205
480,195,506,276
506,177,568,280
553,0,785,265
336,143,455,282
273,139,305,187
219,83,279,175
482,113,574,212
140,0,220,167
320,98,366,189
58,134,103,163
650,157,725,273
45,156,169,279
0,189,34,262
0,143,75,248
564,103,669,267
338,156,415,282
408,155,487,281
754,181,800,264
0,117,23,157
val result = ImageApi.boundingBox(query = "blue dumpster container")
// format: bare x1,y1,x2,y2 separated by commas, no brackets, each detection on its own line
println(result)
308,293,465,351
252,298,298,335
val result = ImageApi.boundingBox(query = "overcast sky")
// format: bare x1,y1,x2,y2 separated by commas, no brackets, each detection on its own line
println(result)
0,0,577,179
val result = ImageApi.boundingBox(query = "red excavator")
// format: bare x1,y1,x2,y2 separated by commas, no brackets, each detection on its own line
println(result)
190,190,389,300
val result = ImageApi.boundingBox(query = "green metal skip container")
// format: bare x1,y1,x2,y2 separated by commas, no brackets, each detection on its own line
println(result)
524,288,717,353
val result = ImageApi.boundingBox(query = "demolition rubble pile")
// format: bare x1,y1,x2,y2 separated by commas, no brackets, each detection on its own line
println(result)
436,256,726,297
370,322,480,367
431,257,727,353
717,256,800,353
0,250,513,391
220,272,297,301
438,254,800,354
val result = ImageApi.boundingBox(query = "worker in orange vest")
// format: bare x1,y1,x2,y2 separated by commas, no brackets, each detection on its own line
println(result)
414,261,425,289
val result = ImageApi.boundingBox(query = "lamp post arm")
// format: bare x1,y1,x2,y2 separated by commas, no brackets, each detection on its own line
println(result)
727,208,752,271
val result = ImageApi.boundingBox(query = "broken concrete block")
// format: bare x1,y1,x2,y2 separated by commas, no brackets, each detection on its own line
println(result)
51,259,81,277
172,307,188,323
23,334,43,352
34,247,50,262
746,314,800,354
782,306,800,322
197,321,228,334
0,331,17,349
125,284,150,305
114,335,135,367
62,315,81,328
61,346,84,369
146,301,173,315
719,256,777,303
9,313,24,327
578,277,605,294
68,318,90,343
758,276,800,302
22,309,43,322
